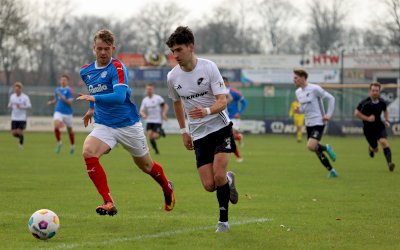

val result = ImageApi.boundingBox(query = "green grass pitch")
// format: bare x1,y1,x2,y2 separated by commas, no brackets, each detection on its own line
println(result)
1,131,399,249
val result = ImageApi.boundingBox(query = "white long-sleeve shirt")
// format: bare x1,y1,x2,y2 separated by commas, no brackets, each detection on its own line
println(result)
8,93,32,121
295,83,335,127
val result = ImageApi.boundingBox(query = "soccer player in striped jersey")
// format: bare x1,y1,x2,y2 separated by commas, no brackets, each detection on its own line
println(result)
77,29,175,216
223,76,247,162
293,69,339,178
166,26,238,233
47,74,75,154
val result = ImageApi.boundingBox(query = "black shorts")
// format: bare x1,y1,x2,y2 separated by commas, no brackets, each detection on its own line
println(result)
363,125,387,149
11,121,26,130
193,123,236,168
306,125,325,141
146,123,163,134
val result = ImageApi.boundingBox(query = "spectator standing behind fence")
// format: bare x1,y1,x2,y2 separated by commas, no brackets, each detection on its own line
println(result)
8,82,32,149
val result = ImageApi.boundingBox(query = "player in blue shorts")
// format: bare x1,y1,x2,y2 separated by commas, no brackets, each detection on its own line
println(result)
77,29,175,216
47,74,75,154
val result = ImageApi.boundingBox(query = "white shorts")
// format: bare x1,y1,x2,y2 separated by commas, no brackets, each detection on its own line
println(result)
53,112,73,127
231,118,241,131
89,122,149,157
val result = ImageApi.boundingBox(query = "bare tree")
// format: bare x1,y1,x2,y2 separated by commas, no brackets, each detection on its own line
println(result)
0,0,30,86
308,0,347,53
257,0,298,54
384,0,400,47
133,2,186,53
25,0,74,85
194,6,260,54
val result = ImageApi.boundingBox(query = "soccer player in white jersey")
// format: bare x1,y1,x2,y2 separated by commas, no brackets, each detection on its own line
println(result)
166,26,239,233
8,82,32,149
293,69,339,178
77,29,175,216
140,83,168,154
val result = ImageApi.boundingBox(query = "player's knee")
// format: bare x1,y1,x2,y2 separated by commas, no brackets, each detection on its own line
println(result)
307,144,315,152
203,182,215,192
379,140,389,148
82,147,97,159
214,173,227,187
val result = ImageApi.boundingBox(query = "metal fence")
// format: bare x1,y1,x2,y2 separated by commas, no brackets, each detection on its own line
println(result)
1,84,398,121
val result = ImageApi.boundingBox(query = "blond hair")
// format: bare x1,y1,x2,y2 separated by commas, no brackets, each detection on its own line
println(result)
14,81,23,88
94,29,115,46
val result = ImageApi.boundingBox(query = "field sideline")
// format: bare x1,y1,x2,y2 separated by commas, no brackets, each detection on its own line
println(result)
1,132,399,249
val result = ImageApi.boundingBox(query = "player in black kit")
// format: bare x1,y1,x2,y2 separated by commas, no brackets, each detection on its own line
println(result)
354,82,395,171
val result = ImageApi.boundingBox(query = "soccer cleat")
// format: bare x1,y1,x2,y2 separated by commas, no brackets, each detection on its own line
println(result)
326,144,336,162
328,169,338,178
388,162,395,172
368,147,374,158
55,143,62,154
227,171,239,204
164,180,175,212
215,221,230,233
70,145,75,155
96,201,117,216
18,143,24,150
160,128,166,138
236,157,244,163
96,201,118,216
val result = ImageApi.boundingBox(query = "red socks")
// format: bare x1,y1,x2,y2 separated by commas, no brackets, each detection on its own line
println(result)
234,148,241,158
234,134,242,141
149,161,171,195
54,128,61,142
85,157,113,202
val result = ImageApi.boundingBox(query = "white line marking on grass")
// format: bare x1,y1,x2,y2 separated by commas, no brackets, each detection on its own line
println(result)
45,217,272,250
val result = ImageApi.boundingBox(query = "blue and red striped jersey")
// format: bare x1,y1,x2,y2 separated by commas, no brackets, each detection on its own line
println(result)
79,58,140,128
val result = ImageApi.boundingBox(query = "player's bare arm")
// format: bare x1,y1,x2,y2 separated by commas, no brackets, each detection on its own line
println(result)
354,109,375,122
188,94,227,119
162,103,169,121
384,110,390,127
173,100,193,150
77,93,95,127
139,109,147,119
322,115,332,121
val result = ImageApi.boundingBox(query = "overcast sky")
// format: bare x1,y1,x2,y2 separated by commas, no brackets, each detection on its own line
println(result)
68,0,386,30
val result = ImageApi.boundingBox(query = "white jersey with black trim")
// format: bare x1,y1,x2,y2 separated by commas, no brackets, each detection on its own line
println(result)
167,58,230,141
295,83,335,127
140,94,165,124
8,93,32,121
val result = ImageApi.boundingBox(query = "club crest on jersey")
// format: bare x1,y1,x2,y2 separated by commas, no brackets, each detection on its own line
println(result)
197,77,204,86
101,71,107,78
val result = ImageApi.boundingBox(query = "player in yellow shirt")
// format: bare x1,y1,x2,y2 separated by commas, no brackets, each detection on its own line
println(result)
289,99,305,142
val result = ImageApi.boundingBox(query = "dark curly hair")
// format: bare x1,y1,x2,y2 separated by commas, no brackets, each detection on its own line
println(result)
166,26,195,48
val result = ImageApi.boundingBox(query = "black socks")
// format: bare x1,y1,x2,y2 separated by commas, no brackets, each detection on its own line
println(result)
216,182,230,222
